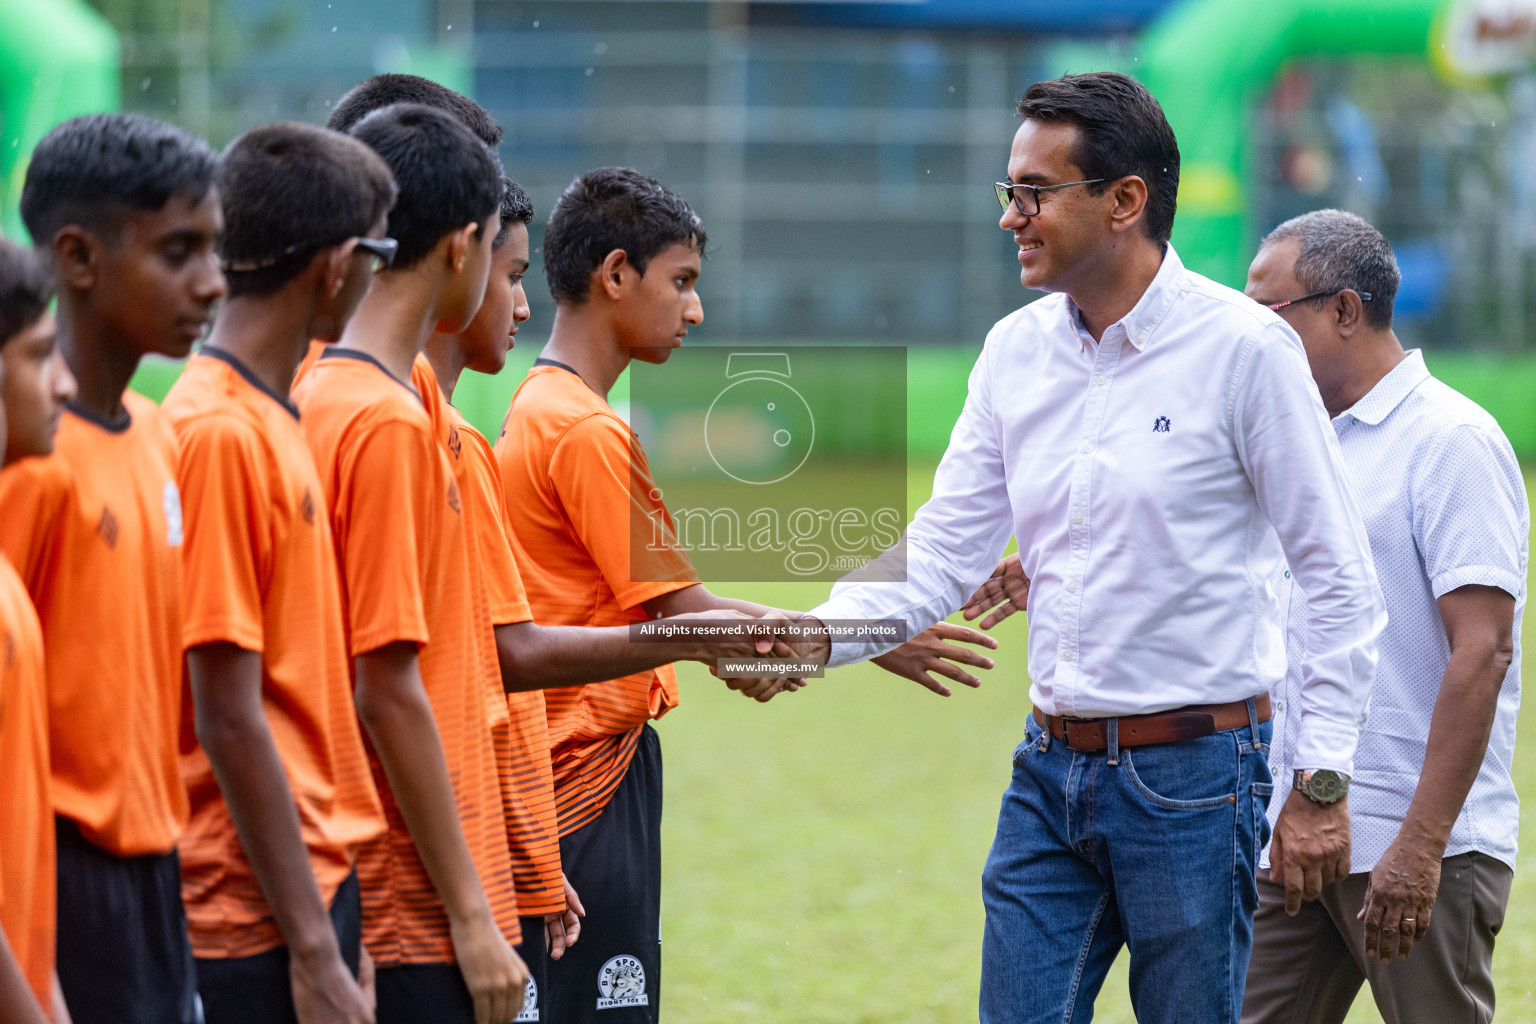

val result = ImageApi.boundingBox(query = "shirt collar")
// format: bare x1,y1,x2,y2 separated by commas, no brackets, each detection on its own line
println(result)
1338,349,1429,426
1065,242,1183,351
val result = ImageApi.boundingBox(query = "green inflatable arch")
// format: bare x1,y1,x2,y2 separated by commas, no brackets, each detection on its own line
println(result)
1140,0,1443,286
0,0,119,239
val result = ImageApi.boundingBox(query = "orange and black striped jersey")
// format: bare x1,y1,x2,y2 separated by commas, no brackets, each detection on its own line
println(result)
494,364,698,837
433,380,563,918
0,394,188,857
293,348,520,964
0,553,53,1008
165,350,386,959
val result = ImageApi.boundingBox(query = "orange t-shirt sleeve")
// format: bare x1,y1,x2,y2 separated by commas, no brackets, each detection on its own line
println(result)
0,459,70,595
547,414,698,612
176,417,269,652
481,488,533,626
336,418,434,656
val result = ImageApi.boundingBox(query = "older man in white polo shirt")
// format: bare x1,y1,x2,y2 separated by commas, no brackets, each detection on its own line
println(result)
1239,210,1527,1024
777,74,1385,1024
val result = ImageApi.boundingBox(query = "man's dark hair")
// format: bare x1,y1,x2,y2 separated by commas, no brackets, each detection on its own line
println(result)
348,103,502,269
217,122,398,298
1016,72,1180,244
20,112,218,245
494,177,534,249
1262,209,1400,330
543,167,706,304
0,239,53,345
328,74,502,147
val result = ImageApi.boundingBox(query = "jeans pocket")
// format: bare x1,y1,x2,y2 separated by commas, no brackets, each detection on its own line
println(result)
1120,737,1240,811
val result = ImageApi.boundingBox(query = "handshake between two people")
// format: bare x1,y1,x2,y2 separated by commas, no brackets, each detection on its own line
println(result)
665,552,1033,704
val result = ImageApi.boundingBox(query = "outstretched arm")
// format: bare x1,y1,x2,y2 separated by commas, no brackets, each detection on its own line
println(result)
494,608,788,692
806,336,1017,669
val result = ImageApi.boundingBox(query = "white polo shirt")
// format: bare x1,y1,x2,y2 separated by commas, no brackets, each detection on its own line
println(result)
1262,350,1528,873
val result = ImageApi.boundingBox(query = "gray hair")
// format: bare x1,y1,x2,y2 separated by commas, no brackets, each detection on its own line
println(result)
1260,209,1400,329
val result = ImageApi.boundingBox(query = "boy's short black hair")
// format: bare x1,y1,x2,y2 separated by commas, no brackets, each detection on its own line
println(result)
217,122,398,298
20,112,218,245
348,103,502,269
543,167,706,304
328,74,502,147
1016,72,1180,244
494,177,534,249
0,239,54,346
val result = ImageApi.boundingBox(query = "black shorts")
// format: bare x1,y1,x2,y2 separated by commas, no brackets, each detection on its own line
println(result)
515,915,548,1022
374,916,545,1024
54,815,200,1024
547,723,663,1024
195,870,362,1024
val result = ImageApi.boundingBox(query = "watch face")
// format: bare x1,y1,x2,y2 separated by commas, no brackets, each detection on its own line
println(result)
704,375,816,485
1308,770,1348,803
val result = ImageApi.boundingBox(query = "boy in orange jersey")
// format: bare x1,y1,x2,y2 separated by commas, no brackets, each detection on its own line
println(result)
0,113,224,1024
162,123,399,1024
498,167,997,1022
291,103,526,1024
418,178,792,1024
0,238,78,1024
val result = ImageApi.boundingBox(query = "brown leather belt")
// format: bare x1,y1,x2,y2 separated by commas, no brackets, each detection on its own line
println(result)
1032,693,1271,752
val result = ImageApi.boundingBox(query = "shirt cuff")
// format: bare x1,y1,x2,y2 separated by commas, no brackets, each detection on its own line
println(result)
1291,712,1359,777
1430,565,1523,602
804,599,883,668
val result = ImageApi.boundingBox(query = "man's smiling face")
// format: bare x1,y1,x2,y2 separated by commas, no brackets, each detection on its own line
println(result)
999,120,1112,295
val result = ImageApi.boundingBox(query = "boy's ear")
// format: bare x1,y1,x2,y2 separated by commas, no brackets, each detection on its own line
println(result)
321,240,357,299
51,227,102,291
599,248,630,301
447,222,479,274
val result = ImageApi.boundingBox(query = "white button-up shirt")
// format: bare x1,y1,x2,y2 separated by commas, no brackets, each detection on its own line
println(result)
811,246,1385,775
1261,351,1527,872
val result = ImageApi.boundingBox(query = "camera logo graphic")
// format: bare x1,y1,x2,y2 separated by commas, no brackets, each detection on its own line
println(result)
703,352,815,485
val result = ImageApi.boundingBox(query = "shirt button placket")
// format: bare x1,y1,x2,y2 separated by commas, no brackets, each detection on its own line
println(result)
1059,336,1125,709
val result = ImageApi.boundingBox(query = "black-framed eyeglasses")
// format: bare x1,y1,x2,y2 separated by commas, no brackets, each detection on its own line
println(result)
994,178,1108,216
1265,288,1372,312
221,235,399,274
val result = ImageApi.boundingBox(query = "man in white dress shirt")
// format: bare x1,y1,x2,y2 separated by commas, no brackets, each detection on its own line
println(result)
785,73,1385,1023
1240,211,1525,1024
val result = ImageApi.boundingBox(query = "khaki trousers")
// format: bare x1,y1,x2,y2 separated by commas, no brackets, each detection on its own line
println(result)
1241,851,1512,1024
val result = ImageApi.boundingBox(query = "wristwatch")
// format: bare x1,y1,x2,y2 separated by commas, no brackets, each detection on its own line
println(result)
1293,769,1349,805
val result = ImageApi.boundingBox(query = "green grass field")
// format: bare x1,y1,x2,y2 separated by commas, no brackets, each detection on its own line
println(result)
655,467,1536,1024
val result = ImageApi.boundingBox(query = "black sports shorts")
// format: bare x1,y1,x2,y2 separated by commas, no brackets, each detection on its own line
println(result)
195,869,361,1024
54,815,200,1024
372,914,545,1024
547,723,663,1024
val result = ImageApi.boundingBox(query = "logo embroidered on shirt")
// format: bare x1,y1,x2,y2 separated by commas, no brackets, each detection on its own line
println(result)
300,487,317,527
163,481,184,547
447,425,463,461
447,479,462,514
96,506,120,548
1153,416,1171,433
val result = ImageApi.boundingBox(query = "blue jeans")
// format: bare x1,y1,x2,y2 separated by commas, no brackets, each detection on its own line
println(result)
980,704,1273,1024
